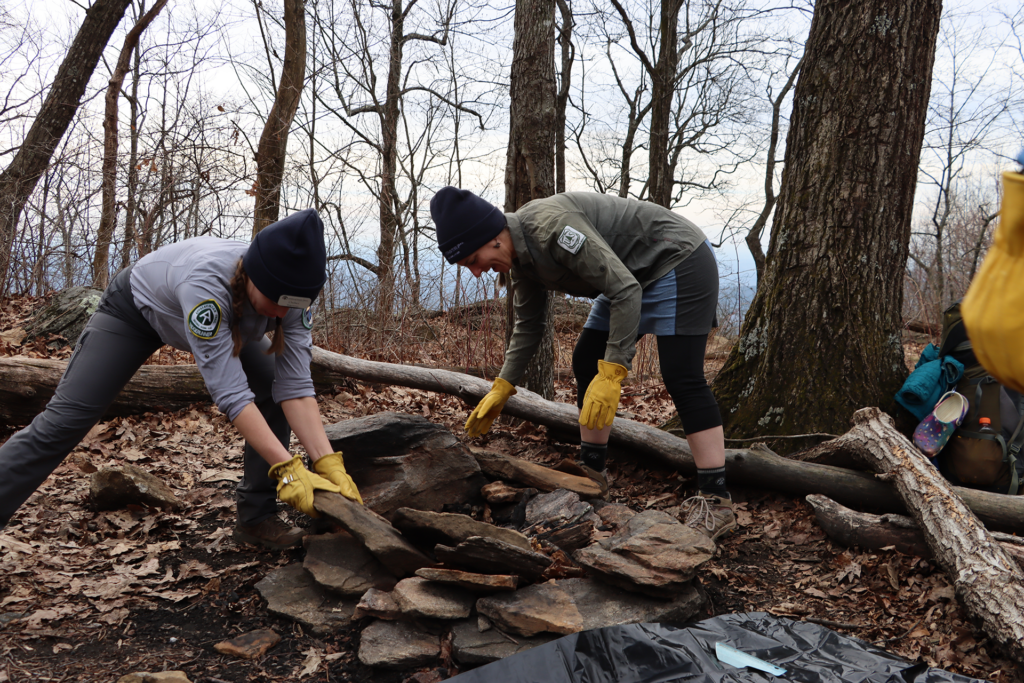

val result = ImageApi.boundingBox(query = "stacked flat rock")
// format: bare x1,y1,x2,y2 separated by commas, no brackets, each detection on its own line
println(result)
251,419,713,672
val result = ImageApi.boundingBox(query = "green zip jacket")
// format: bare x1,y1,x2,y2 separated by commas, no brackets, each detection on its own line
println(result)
499,192,707,384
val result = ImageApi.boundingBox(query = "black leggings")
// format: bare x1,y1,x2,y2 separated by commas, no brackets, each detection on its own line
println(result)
573,327,722,434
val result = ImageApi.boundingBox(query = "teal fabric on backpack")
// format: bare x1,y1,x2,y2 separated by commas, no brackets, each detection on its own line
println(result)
896,343,965,420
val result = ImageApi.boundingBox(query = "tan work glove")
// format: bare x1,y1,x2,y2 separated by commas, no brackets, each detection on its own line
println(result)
313,451,364,504
963,171,1024,393
465,378,516,437
268,455,341,518
579,360,628,430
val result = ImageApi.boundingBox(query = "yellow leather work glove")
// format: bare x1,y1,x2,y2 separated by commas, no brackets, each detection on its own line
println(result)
579,360,629,430
465,378,517,437
268,455,341,518
313,452,364,504
963,171,1024,393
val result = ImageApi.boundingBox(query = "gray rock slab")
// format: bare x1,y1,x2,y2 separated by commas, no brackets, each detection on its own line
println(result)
392,577,475,620
358,619,440,669
324,413,488,518
450,619,557,666
435,536,552,581
573,510,714,598
524,489,594,527
89,465,181,512
393,508,532,551
354,587,402,620
255,564,356,635
415,568,518,593
303,532,397,597
313,490,432,577
476,582,583,637
557,577,704,630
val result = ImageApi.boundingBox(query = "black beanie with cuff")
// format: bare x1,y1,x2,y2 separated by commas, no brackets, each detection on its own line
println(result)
431,187,505,264
243,208,327,308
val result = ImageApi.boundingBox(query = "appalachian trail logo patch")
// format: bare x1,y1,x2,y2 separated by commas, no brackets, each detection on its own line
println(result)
557,225,586,254
188,300,221,339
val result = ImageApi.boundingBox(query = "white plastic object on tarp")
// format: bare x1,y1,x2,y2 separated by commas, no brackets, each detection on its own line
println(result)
715,642,787,677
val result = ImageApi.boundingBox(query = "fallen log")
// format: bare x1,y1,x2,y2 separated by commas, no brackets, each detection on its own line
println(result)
805,494,1024,569
6,350,1024,531
815,408,1024,666
309,347,1024,532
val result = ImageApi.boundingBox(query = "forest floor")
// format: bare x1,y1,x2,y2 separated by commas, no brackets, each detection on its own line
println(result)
0,292,1020,683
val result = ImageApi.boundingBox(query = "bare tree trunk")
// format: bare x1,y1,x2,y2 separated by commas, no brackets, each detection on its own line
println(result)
93,0,169,289
374,0,405,325
554,0,573,195
713,0,941,447
252,0,306,236
0,0,132,291
646,0,680,208
505,0,557,400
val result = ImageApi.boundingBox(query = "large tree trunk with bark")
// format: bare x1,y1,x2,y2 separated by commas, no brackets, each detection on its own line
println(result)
505,0,557,400
815,407,1024,667
252,0,306,236
0,0,132,293
713,0,941,448
5,351,1024,533
93,0,169,289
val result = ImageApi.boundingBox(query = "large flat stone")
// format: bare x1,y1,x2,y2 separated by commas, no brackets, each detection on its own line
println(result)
476,582,583,637
415,568,518,593
557,577,704,629
255,564,356,635
573,510,714,598
313,490,432,577
449,619,557,666
303,532,397,596
435,536,551,581
470,448,602,499
392,577,475,620
358,619,440,669
393,508,532,552
524,489,594,527
324,413,488,518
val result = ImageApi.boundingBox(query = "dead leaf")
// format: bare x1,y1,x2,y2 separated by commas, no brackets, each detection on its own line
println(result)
299,648,322,677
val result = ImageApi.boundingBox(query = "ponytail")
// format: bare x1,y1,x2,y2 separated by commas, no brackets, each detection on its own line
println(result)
229,258,286,357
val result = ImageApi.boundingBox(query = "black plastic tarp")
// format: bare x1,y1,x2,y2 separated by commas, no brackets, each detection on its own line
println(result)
448,612,987,683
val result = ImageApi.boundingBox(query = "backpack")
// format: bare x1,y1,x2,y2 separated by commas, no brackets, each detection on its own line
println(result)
936,301,1024,495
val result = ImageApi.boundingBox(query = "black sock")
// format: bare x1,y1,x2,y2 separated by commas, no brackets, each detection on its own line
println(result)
579,441,608,471
697,466,728,497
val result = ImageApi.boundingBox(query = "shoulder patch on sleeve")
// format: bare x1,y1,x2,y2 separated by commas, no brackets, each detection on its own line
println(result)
557,225,587,254
188,299,222,339
302,306,314,330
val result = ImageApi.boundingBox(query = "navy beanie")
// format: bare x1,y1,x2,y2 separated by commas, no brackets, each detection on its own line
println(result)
244,208,327,307
431,187,505,264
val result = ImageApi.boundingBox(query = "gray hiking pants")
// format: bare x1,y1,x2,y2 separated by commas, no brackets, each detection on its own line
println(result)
0,274,286,528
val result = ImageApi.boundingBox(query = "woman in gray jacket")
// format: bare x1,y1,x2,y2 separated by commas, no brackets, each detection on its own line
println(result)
432,188,734,540
0,210,361,548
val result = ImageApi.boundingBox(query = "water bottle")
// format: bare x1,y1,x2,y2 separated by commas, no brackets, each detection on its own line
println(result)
978,417,997,436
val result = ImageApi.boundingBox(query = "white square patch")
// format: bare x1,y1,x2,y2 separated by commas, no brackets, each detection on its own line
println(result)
557,226,587,254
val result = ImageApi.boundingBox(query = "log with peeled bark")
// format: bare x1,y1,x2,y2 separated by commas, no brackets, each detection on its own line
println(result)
814,408,1024,666
805,494,1024,570
5,348,1024,532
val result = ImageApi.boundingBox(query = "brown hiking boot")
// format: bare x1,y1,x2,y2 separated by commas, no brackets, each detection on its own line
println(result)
232,516,307,550
680,493,737,541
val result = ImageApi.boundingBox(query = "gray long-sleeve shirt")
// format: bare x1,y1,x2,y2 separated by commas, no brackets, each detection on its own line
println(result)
499,193,707,384
130,236,315,420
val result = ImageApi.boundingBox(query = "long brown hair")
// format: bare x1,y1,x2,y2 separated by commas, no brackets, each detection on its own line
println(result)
229,259,285,357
